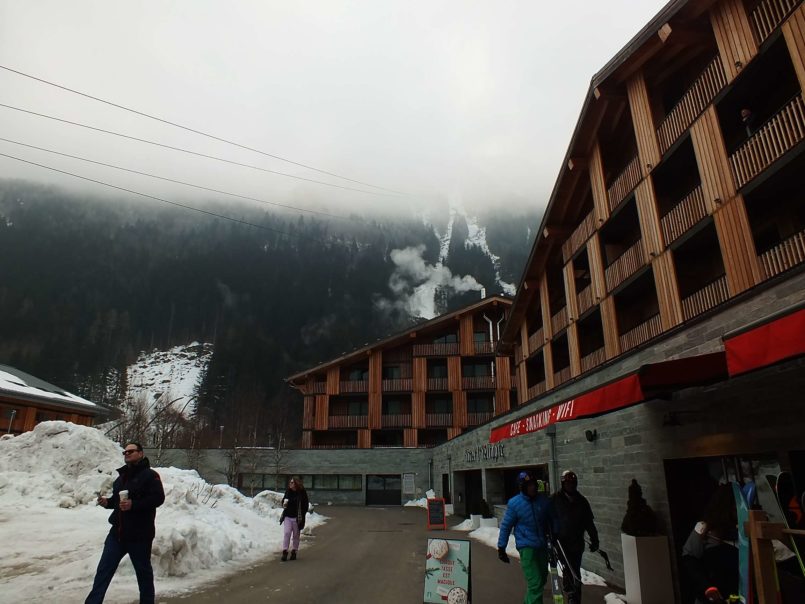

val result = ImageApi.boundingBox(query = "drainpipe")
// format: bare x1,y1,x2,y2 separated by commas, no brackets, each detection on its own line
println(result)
428,457,433,491
546,424,558,493
483,313,495,378
496,314,505,341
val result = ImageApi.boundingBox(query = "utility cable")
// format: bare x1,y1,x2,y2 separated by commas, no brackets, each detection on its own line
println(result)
0,151,335,243
0,136,352,221
0,64,405,195
0,102,399,197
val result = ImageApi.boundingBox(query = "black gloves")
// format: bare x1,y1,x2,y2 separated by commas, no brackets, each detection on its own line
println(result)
497,547,510,563
278,516,284,525
589,539,599,553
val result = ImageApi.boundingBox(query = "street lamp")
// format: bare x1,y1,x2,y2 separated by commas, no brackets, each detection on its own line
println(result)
6,409,16,435
218,425,224,448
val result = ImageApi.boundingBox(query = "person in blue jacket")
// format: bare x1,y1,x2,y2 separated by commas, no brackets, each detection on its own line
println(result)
497,471,558,604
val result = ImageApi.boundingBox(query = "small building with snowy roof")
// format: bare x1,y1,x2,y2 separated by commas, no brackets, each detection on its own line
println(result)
0,365,103,434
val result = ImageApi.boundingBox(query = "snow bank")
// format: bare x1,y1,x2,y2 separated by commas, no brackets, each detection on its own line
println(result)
403,489,436,509
451,518,475,531
468,527,609,587
0,421,325,603
604,593,627,603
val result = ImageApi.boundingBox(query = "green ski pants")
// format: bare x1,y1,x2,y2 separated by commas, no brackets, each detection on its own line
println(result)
519,546,549,604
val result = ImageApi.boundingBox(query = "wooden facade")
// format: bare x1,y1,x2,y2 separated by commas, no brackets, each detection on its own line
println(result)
288,296,515,449
503,0,805,410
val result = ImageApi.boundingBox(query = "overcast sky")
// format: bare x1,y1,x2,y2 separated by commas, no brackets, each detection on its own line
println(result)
0,1,668,219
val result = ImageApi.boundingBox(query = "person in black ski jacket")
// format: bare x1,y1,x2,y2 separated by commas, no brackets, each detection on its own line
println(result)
279,476,309,561
86,442,165,604
551,470,599,604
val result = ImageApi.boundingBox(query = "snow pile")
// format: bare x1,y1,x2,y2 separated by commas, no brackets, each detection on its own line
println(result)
0,421,325,603
451,518,475,531
126,342,213,415
604,593,627,603
468,527,608,586
404,489,436,509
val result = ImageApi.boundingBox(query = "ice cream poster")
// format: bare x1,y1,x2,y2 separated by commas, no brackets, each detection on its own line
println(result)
424,538,471,604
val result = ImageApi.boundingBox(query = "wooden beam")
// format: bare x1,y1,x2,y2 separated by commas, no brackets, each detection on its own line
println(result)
657,22,673,43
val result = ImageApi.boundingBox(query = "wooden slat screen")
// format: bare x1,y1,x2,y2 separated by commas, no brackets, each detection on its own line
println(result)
682,274,730,320
605,239,647,292
759,228,805,278
403,428,417,448
303,396,315,430
561,211,596,264
567,322,582,377
368,392,382,430
447,356,462,391
494,389,510,415
691,107,736,209
326,367,340,395
412,357,427,392
301,431,312,449
589,143,610,223
412,391,426,428
711,0,759,82
358,429,371,449
452,390,468,428
600,296,622,359
369,351,382,393
495,357,512,390
563,262,579,321
314,395,329,431
627,73,661,170
713,195,761,295
587,233,608,302
752,0,801,44
661,186,708,245
635,178,664,256
783,4,805,91
459,314,475,356
607,155,642,213
652,252,684,329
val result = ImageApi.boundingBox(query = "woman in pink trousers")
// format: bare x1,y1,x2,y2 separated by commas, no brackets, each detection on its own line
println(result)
279,476,309,561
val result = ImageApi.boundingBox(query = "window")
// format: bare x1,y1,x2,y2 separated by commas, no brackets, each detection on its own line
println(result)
427,361,448,378
474,331,488,343
347,400,368,415
347,368,368,381
383,398,406,415
433,333,458,344
314,475,340,490
426,396,452,414
338,475,362,490
468,395,493,414
463,362,491,377
382,365,402,379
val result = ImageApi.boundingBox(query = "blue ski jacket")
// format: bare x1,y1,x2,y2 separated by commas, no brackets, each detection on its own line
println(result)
497,492,558,551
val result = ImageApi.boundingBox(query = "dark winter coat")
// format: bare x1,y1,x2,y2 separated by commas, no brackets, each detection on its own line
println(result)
551,489,599,553
102,457,165,542
280,488,309,528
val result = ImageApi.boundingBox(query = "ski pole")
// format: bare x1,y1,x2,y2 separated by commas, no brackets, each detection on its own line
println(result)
555,538,581,583
585,540,613,571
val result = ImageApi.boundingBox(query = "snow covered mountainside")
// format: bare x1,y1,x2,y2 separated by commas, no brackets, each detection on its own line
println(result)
0,421,326,603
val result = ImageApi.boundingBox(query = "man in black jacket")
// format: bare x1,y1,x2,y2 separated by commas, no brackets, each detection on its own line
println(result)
551,470,599,604
85,442,165,604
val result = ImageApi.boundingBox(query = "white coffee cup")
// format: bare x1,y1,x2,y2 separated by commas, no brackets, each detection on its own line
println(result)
119,490,129,502
282,498,288,508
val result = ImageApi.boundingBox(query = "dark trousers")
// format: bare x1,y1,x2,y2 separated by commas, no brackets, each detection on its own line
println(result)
85,533,155,604
560,546,584,604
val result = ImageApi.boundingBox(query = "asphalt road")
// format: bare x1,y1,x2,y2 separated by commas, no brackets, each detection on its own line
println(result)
160,506,612,603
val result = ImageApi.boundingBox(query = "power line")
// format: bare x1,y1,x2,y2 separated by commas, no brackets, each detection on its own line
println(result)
0,63,405,195
0,136,352,221
0,151,335,243
0,102,401,197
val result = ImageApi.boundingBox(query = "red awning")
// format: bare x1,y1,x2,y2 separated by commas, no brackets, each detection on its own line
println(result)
724,305,805,377
489,352,727,444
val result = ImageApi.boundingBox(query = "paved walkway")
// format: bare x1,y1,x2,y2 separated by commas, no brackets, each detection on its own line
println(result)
161,506,613,603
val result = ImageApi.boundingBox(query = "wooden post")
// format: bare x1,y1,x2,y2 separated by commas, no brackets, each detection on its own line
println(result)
452,390,468,429
600,296,622,360
782,4,805,92
710,0,758,83
627,72,661,174
589,142,610,223
459,314,475,356
747,511,782,604
326,367,340,395
567,322,582,377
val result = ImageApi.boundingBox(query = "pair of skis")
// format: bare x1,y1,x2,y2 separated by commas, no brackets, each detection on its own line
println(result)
546,535,613,603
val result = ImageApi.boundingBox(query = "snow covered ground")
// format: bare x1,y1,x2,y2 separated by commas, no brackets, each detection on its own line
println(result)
0,421,325,604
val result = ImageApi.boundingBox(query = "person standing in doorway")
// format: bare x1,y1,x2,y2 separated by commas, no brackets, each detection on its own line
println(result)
551,470,599,604
280,476,309,561
497,471,557,604
86,442,165,604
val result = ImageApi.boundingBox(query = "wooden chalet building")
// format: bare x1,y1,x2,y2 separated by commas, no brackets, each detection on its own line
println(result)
287,295,514,449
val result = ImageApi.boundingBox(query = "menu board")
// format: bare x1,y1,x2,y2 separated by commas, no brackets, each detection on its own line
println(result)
427,497,446,530
424,538,471,604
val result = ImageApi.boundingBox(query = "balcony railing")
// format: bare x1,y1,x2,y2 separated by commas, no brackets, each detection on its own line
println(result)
425,413,453,427
381,413,412,428
605,240,647,292
427,377,449,390
577,283,595,316
619,314,663,352
308,382,326,394
681,275,730,321
750,0,801,44
462,375,496,390
553,366,572,387
551,306,569,334
759,228,805,279
581,347,606,373
527,327,545,356
730,94,805,189
526,381,547,401
382,378,413,392
561,211,597,263
413,342,460,356
656,57,727,154
467,411,494,425
328,415,368,428
339,380,369,393
607,154,641,212
661,185,707,246
473,340,495,355
310,444,357,449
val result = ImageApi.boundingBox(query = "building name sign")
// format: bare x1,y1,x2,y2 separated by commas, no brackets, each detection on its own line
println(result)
464,443,505,463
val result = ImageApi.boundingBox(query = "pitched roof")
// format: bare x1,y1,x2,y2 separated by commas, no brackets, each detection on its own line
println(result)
0,364,101,414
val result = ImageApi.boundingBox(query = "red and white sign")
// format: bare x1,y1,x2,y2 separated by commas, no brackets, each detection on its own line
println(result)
725,306,805,376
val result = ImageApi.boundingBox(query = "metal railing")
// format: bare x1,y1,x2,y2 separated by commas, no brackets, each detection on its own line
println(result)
759,228,805,279
605,240,647,292
607,154,641,212
660,185,707,246
681,275,730,320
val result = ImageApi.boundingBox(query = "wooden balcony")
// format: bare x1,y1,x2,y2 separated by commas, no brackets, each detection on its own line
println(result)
607,154,641,212
425,413,453,427
605,240,647,292
413,342,460,357
553,366,572,387
462,375,496,390
758,228,805,279
473,340,495,355
656,57,727,154
511,376,518,389
730,94,805,189
551,306,569,334
661,185,707,246
339,380,368,393
527,327,545,356
681,275,730,321
427,377,449,391
577,283,595,316
526,381,547,401
311,443,357,449
381,413,412,428
467,411,494,425
580,347,606,373
619,314,663,352
328,414,368,428
382,378,413,392
750,0,801,44
308,382,326,395
561,211,597,263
